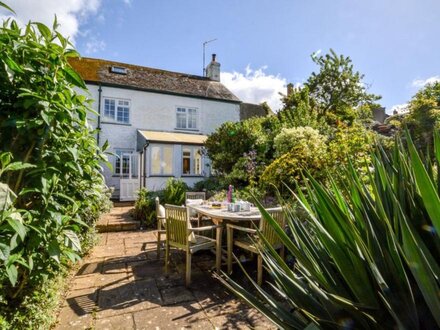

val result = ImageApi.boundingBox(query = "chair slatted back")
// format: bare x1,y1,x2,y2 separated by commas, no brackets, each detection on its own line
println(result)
155,197,165,229
165,204,188,248
185,191,206,202
260,208,285,247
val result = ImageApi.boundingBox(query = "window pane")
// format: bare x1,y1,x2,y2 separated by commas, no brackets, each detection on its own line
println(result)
188,109,197,129
104,99,115,118
176,112,186,128
151,146,161,175
122,155,130,175
194,148,202,175
163,146,173,175
131,155,138,177
114,150,122,175
117,105,130,123
182,149,191,175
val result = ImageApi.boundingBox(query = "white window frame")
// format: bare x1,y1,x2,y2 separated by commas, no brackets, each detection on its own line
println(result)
103,97,131,124
149,144,174,176
175,107,198,130
114,149,137,178
181,146,203,176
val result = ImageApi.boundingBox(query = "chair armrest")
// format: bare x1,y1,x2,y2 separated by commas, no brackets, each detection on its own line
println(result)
226,224,257,234
189,225,221,232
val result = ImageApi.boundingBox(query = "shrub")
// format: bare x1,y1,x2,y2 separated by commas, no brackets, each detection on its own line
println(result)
273,126,327,158
163,178,188,205
219,132,440,329
133,188,158,228
261,127,328,191
0,6,110,326
193,177,223,198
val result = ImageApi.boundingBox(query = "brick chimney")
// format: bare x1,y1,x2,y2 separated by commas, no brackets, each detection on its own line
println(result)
206,54,220,81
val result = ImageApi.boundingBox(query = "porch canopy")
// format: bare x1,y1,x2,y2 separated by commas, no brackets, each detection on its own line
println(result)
136,130,208,151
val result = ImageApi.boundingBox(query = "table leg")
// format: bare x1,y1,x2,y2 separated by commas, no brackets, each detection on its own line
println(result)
214,219,223,271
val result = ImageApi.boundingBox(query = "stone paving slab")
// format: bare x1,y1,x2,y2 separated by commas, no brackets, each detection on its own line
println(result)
97,205,139,232
55,208,276,330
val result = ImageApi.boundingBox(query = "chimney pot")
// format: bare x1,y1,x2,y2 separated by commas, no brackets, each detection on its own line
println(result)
206,54,220,81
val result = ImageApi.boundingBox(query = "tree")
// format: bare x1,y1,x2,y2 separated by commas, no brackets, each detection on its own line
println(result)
404,82,440,151
305,49,381,124
205,117,276,187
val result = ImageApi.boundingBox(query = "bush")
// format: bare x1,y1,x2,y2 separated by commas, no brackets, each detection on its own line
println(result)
193,177,224,198
0,6,110,327
163,178,188,205
220,132,440,329
273,126,327,158
133,179,189,228
133,188,158,228
261,127,328,191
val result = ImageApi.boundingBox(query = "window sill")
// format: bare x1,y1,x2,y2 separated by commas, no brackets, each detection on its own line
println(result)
181,175,204,178
112,175,139,178
102,121,132,126
174,128,199,132
148,175,175,178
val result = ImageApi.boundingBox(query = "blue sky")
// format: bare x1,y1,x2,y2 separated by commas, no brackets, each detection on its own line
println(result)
2,0,439,112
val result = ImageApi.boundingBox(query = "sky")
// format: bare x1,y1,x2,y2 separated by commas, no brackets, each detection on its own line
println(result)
1,0,439,113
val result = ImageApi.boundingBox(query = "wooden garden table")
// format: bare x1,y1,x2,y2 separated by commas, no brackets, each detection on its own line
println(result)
187,204,262,271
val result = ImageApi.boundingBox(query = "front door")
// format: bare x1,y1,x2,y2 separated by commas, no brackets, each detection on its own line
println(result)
119,153,140,201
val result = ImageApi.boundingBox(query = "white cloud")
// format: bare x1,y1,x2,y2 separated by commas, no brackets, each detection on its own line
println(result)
85,37,106,54
0,0,101,42
389,103,409,115
412,76,440,88
222,65,289,111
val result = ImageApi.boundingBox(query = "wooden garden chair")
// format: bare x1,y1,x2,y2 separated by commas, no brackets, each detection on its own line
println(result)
155,197,166,259
185,191,208,228
185,191,206,202
164,204,219,287
226,207,285,286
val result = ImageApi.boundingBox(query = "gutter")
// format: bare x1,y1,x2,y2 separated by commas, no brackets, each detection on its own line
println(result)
141,141,149,189
97,84,102,146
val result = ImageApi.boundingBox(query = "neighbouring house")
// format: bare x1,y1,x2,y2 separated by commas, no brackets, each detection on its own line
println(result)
70,54,241,200
239,102,268,120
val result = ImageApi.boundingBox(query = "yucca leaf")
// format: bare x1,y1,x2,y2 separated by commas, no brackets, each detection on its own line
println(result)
400,214,440,327
406,131,440,236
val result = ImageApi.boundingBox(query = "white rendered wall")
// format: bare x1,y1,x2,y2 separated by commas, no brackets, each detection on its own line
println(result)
84,84,240,196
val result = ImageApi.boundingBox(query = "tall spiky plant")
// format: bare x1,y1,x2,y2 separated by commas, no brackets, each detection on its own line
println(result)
218,132,440,329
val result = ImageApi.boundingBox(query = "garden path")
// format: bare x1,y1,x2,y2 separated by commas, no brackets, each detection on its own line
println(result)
55,206,275,329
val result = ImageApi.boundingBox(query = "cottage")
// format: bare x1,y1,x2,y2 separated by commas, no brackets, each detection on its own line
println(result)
70,55,241,200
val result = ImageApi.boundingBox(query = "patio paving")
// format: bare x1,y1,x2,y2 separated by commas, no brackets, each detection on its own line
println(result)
55,208,276,329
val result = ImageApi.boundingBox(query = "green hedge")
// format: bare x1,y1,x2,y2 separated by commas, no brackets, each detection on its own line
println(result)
0,4,111,328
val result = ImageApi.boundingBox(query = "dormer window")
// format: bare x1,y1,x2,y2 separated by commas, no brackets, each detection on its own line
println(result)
110,66,128,75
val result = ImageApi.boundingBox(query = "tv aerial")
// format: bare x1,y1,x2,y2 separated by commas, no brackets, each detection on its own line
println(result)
202,38,217,76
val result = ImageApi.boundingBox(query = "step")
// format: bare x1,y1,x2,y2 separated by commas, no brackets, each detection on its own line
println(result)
96,220,139,232
97,205,140,232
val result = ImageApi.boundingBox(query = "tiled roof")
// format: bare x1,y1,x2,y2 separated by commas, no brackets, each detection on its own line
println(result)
69,57,241,103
